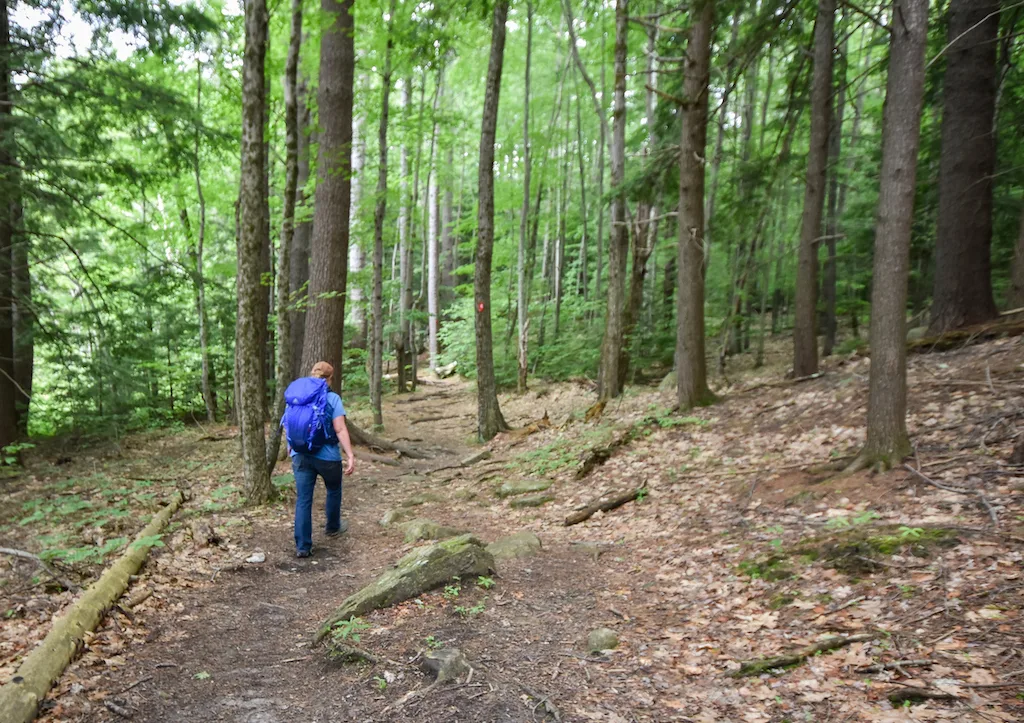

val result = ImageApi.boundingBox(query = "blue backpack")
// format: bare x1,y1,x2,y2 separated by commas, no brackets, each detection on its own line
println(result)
282,377,338,453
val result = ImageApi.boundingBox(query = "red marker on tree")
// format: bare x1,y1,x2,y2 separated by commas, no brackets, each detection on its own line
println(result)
477,302,485,313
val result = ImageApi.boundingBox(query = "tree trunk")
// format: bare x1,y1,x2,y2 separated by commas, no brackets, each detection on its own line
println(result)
2,0,23,444
348,113,366,347
238,0,272,503
427,69,444,373
822,27,847,357
258,19,273,419
1009,201,1024,309
675,0,714,410
597,0,629,400
441,145,455,302
289,79,312,380
517,2,533,394
573,77,590,299
793,0,834,377
928,0,1000,334
266,0,302,470
300,0,355,391
370,0,396,428
11,197,29,433
475,0,511,441
855,0,928,469
396,80,412,393
555,101,570,339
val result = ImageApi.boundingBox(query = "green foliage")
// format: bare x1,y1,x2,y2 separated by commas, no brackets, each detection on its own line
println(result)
330,617,371,644
424,635,443,649
476,576,495,590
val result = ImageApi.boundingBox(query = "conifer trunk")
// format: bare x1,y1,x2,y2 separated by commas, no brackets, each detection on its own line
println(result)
676,0,714,410
793,0,834,377
289,79,312,379
0,0,17,448
854,0,928,470
517,2,533,393
238,0,272,503
300,0,355,390
928,0,1000,333
474,0,511,440
822,25,847,357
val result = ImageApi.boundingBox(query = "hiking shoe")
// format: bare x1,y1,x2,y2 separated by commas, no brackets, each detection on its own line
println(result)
325,520,350,538
296,549,312,559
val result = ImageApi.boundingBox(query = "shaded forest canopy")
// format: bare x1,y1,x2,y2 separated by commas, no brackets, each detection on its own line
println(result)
0,0,1022,459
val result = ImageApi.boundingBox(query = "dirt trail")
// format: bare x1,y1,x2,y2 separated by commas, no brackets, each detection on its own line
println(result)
16,338,1024,722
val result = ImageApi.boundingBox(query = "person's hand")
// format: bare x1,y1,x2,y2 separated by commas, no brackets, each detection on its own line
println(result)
344,455,355,476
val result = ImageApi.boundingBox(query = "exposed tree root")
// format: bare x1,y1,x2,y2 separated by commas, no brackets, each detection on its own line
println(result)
564,487,646,526
0,492,184,723
731,633,876,677
904,464,998,526
908,318,1024,354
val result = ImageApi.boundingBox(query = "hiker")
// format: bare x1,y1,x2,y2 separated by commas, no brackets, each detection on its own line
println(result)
282,361,356,558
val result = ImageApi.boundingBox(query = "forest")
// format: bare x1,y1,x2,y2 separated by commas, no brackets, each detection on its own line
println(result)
1,0,1024,720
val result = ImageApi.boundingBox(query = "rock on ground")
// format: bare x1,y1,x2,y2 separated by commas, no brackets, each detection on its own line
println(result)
486,531,542,560
496,479,552,498
510,493,555,509
420,648,470,682
460,450,492,466
316,535,495,642
379,508,417,527
397,518,464,543
587,628,619,653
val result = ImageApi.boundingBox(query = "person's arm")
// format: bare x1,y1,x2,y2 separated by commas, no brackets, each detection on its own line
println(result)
333,415,355,475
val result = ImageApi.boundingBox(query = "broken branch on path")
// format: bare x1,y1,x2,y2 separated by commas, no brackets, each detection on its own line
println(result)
347,421,434,459
564,487,647,526
856,659,932,674
903,464,998,526
731,633,876,677
887,686,959,704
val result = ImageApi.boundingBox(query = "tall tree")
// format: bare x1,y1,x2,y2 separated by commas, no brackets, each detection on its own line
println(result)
396,80,413,393
370,0,397,428
928,0,1000,334
597,0,629,400
289,78,312,379
267,0,303,469
427,70,445,373
517,1,533,394
0,0,15,449
676,0,714,410
822,23,847,357
237,0,272,503
851,0,929,470
793,0,835,377
349,114,366,345
474,0,511,441
300,0,355,389
1010,202,1024,308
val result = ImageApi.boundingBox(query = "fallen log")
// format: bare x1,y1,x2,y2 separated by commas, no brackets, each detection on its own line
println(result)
907,318,1024,354
564,487,646,526
887,687,959,704
347,421,433,460
0,492,184,723
731,633,876,677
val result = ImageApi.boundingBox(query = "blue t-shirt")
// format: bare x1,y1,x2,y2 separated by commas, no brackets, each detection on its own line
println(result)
290,391,346,461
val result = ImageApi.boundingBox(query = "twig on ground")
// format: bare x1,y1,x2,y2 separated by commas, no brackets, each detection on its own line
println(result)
103,699,134,719
826,595,866,615
732,633,876,677
0,547,78,591
856,659,932,674
520,683,563,722
903,464,998,527
564,487,646,526
117,676,153,695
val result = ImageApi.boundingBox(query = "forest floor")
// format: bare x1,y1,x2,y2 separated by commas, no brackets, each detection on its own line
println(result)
2,336,1024,722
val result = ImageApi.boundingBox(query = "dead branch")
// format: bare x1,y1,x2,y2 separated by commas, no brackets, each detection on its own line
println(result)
347,421,433,459
903,464,998,526
856,659,932,674
363,453,401,467
0,547,77,591
564,487,647,526
887,686,959,704
103,699,133,719
731,633,876,677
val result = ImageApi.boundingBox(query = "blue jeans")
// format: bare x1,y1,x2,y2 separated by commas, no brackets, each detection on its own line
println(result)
292,455,343,553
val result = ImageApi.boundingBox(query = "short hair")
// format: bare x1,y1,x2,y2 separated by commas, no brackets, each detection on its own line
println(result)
310,361,334,379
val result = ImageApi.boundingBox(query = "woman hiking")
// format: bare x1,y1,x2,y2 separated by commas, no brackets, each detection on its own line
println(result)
281,361,356,558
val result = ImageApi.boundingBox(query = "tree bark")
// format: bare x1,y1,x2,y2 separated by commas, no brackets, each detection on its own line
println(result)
1009,201,1024,309
289,78,312,380
822,27,847,357
300,0,355,391
266,0,303,470
573,75,590,299
349,112,366,346
238,0,272,503
396,80,412,393
11,197,29,433
597,0,629,400
474,0,511,441
928,0,1000,334
440,145,455,302
371,0,396,428
793,0,834,377
854,0,928,470
1,0,20,445
676,0,714,410
517,2,533,394
427,69,444,373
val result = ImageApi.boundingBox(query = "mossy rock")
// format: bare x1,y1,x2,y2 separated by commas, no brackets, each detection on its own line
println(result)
793,526,959,575
496,479,552,498
398,518,465,544
510,493,555,509
658,371,676,392
587,628,619,653
397,473,429,485
380,508,417,527
401,492,444,507
486,531,542,560
453,488,477,501
316,534,494,642
737,555,795,582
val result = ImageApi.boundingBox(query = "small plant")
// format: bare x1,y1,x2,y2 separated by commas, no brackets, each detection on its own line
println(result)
635,488,649,503
2,441,35,466
898,526,923,541
454,601,486,618
193,671,211,680
372,675,388,691
443,577,461,600
331,616,370,643
425,635,443,649
476,576,495,590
